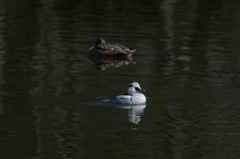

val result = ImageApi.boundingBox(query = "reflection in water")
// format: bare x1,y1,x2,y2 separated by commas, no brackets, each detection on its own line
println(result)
88,100,146,124
88,56,135,70
116,104,146,124
31,97,86,159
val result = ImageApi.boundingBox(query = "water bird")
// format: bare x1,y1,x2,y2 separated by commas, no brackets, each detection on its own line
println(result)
88,38,136,57
105,82,146,105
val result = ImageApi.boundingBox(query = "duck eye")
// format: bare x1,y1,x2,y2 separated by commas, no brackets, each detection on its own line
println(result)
135,87,140,91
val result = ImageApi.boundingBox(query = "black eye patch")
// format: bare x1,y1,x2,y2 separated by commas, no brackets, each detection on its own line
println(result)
135,87,140,91
128,85,133,88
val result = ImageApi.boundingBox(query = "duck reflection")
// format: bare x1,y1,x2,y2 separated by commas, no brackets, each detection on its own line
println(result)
88,100,146,124
88,56,135,70
116,104,146,124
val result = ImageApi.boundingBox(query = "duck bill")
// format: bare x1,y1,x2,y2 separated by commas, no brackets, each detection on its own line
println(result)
140,89,146,92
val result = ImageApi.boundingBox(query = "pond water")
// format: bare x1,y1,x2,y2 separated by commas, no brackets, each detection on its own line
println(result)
1,0,240,159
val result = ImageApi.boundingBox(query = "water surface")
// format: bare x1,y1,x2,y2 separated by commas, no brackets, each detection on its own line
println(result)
0,0,240,159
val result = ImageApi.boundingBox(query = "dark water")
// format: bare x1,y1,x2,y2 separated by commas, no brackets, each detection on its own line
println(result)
1,0,240,158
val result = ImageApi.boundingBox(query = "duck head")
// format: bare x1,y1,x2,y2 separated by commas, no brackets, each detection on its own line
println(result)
127,82,146,95
95,38,106,45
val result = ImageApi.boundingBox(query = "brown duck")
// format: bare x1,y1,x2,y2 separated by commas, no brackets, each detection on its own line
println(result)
88,38,136,57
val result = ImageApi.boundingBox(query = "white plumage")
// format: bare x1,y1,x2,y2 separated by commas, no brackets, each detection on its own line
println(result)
106,82,146,105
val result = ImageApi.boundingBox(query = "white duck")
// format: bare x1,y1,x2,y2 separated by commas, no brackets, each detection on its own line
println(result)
106,82,146,105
